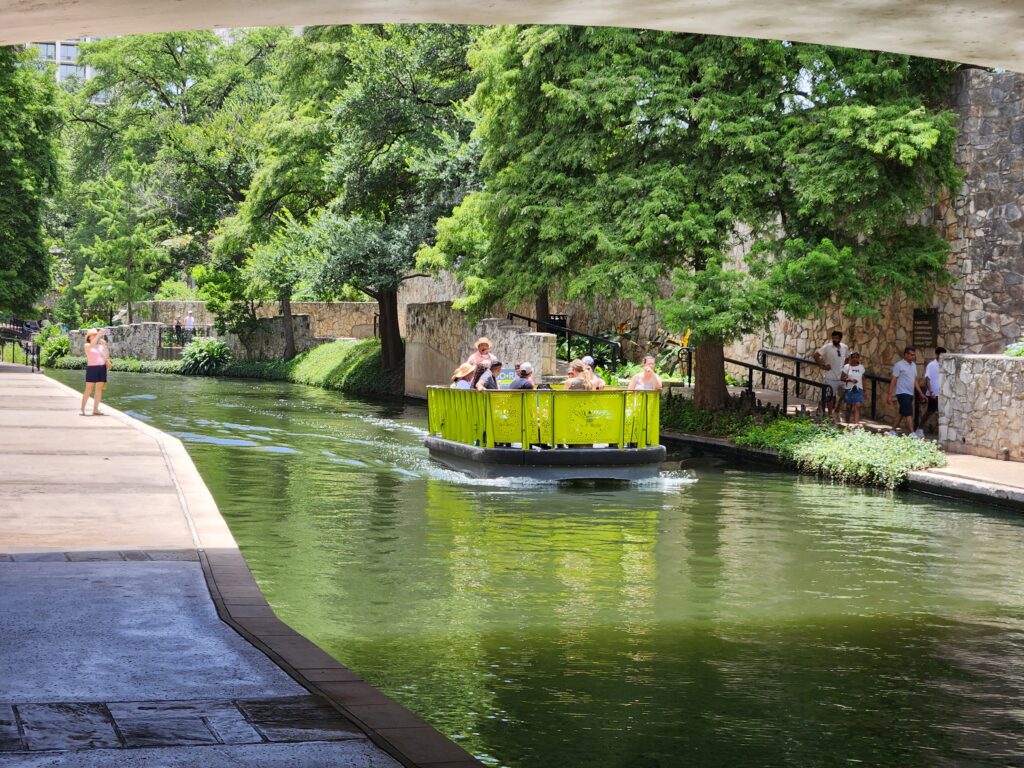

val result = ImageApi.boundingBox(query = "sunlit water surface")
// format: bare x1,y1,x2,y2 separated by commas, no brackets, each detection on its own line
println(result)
50,370,1024,767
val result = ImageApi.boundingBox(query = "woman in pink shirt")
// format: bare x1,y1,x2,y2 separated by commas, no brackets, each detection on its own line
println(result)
81,329,110,416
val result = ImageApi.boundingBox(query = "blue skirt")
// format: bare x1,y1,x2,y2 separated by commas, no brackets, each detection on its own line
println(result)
85,364,108,383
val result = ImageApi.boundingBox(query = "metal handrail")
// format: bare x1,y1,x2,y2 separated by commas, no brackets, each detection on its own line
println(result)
0,332,40,372
724,355,833,414
506,312,622,369
757,348,897,421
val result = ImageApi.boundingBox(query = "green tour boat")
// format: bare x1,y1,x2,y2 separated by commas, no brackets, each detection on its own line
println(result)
425,387,666,480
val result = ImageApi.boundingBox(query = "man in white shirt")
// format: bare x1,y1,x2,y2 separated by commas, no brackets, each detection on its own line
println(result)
918,346,946,434
887,346,926,435
813,330,849,421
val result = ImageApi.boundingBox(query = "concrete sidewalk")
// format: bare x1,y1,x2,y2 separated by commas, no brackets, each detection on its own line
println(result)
909,452,1024,511
0,363,480,767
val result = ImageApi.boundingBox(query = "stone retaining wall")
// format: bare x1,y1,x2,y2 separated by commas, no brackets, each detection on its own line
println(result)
70,317,321,362
133,300,378,339
404,302,556,397
940,353,1024,461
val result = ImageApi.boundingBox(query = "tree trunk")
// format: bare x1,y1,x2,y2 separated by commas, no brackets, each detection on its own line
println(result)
692,339,729,410
377,288,404,373
127,300,133,325
535,289,550,326
280,292,296,359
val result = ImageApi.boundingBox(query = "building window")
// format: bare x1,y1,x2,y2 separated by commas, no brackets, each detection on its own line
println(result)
58,64,85,81
36,43,56,60
60,43,79,62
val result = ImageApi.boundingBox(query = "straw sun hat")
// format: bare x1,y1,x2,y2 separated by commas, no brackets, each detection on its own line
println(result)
452,362,476,379
474,337,492,349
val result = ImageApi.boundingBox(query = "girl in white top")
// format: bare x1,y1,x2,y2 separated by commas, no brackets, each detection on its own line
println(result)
840,352,866,425
628,355,662,391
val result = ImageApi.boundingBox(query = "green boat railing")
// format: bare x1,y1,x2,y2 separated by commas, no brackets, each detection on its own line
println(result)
426,387,660,449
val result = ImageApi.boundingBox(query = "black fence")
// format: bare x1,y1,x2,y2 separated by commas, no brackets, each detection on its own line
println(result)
0,332,40,371
506,313,623,370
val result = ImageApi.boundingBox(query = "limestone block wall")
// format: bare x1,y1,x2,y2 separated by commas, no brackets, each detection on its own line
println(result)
940,354,1024,461
404,301,556,397
219,316,319,361
70,323,162,359
132,300,377,339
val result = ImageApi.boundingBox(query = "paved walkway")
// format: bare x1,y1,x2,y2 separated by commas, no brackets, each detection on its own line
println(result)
0,363,479,767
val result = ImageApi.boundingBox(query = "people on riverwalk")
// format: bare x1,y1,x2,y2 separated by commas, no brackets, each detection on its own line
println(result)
813,330,849,422
628,355,663,391
887,346,926,435
509,362,536,390
582,356,606,389
173,314,183,345
451,362,475,389
80,329,110,416
919,346,946,435
475,359,503,391
467,337,496,368
184,310,196,342
840,352,866,426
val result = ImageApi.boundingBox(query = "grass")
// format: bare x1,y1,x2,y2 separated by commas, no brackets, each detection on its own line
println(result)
662,391,945,488
48,338,403,399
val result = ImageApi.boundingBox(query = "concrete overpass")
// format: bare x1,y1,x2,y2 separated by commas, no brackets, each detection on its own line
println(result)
1,0,1023,72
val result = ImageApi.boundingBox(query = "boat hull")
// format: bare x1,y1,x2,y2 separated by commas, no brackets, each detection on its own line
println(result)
425,436,667,481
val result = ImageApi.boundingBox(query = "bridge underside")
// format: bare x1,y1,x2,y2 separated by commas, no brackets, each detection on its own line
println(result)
1,0,1022,71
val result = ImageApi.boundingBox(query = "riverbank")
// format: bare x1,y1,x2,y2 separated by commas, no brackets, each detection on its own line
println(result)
0,362,479,767
50,337,403,399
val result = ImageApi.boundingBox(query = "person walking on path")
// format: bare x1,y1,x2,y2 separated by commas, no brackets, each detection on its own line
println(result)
887,346,926,435
919,346,947,434
184,310,196,343
840,352,866,426
628,355,663,391
80,329,111,416
813,330,849,422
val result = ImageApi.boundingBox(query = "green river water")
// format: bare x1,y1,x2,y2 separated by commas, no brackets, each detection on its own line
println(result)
50,371,1024,767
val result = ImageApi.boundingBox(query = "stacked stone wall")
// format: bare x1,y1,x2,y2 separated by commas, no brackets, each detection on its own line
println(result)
133,300,378,339
940,354,1024,461
404,301,556,397
70,323,163,359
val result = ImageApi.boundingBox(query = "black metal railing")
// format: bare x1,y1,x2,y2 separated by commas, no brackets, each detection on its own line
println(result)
724,354,833,414
757,349,901,422
0,332,40,372
158,323,212,348
506,312,622,369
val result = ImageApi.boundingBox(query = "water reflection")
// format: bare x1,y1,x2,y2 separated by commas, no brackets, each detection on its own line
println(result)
47,370,1024,768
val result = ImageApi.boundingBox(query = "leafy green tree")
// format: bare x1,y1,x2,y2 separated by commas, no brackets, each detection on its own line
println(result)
0,46,61,316
422,27,960,408
78,150,167,323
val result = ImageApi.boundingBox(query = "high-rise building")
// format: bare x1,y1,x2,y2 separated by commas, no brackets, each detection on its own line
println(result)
33,38,102,83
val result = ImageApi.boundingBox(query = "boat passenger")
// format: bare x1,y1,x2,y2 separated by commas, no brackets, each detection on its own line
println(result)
582,355,606,390
565,359,584,389
451,362,476,389
628,355,663,391
475,359,502,391
566,375,587,391
467,337,496,367
509,362,536,390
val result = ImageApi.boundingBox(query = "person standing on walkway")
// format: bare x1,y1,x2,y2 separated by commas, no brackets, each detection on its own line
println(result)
184,310,195,343
813,330,849,422
80,329,110,416
887,346,926,435
173,314,183,345
840,352,866,426
918,346,946,434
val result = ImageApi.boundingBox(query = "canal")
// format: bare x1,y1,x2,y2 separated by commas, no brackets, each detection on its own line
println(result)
49,370,1024,767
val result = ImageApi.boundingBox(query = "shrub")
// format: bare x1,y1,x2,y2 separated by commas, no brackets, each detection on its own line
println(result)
733,416,837,460
180,338,232,375
1006,337,1024,357
789,430,946,489
35,324,64,344
49,356,183,374
39,334,70,367
660,391,754,436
